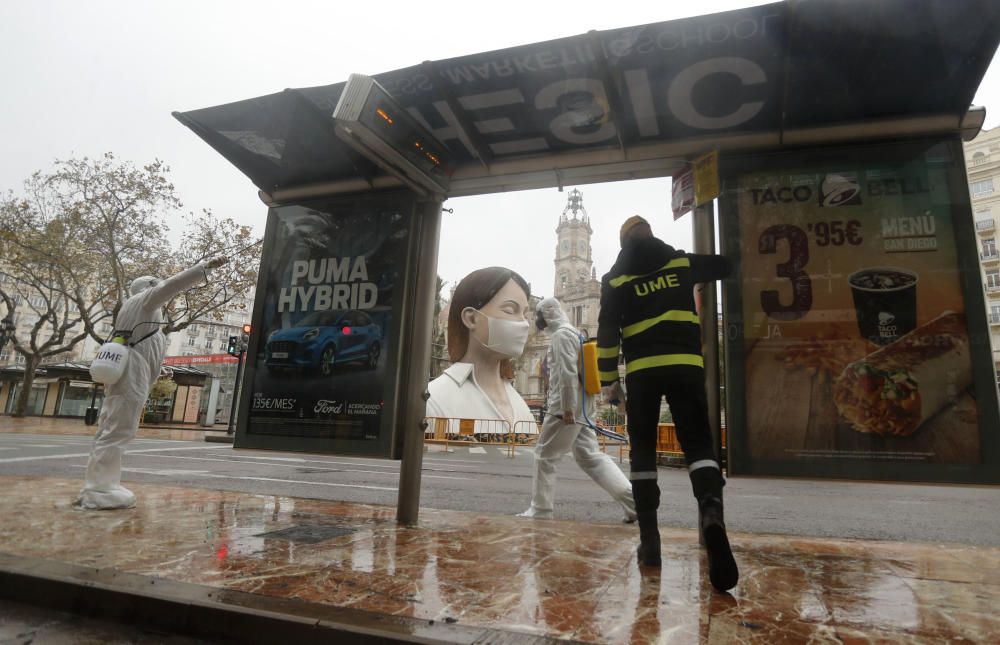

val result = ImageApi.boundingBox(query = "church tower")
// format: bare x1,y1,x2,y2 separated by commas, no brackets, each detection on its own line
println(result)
553,189,601,337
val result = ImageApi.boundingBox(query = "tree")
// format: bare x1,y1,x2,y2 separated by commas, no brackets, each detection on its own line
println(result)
1,168,112,415
0,153,260,417
158,209,259,331
429,275,448,378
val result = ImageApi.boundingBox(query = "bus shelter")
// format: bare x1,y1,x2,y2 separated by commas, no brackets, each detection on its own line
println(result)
173,0,1000,522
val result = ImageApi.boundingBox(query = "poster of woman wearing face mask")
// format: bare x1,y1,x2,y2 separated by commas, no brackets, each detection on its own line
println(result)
426,267,538,440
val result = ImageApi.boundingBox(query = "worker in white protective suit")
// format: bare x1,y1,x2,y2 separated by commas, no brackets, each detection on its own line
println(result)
518,297,636,521
76,256,228,510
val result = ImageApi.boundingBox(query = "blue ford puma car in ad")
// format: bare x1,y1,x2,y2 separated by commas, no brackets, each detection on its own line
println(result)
265,310,381,375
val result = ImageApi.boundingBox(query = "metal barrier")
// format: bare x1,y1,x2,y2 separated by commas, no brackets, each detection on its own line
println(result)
595,424,629,463
656,423,728,461
656,423,681,454
423,417,539,457
512,420,542,458
423,417,642,463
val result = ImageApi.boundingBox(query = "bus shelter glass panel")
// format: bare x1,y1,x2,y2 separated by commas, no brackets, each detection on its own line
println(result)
237,191,415,457
721,138,1000,483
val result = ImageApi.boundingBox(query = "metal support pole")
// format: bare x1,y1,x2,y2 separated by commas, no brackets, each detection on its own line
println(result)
396,200,442,526
693,201,722,463
227,351,245,435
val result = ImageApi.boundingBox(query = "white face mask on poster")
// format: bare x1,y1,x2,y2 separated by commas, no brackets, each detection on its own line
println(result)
466,308,530,358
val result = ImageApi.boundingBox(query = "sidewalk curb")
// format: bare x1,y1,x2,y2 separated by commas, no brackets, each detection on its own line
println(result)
0,553,574,645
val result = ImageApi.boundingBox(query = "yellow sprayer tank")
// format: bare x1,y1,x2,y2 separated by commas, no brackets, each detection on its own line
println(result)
580,339,601,395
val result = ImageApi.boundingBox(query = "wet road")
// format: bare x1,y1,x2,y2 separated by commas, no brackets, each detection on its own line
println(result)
1,432,998,546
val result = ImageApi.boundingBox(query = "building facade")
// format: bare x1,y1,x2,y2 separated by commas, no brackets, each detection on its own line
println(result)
963,127,1000,386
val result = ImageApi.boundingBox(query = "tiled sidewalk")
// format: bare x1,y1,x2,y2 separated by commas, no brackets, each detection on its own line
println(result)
0,475,997,643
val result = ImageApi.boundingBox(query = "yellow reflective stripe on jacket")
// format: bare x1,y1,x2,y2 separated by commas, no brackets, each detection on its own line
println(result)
597,345,620,359
608,257,691,288
599,370,621,382
626,354,704,374
621,310,700,339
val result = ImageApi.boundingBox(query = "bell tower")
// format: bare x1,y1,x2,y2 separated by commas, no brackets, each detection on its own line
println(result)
553,189,601,335
554,189,592,298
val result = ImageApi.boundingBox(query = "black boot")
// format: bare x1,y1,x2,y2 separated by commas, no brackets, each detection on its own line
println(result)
636,511,661,567
631,479,661,567
690,467,738,592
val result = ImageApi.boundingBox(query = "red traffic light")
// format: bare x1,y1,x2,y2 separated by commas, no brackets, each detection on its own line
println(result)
242,324,252,334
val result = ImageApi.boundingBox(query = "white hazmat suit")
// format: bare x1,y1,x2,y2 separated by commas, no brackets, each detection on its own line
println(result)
518,297,636,521
76,263,216,510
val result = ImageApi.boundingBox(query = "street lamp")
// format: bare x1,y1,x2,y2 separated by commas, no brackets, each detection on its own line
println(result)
0,315,14,356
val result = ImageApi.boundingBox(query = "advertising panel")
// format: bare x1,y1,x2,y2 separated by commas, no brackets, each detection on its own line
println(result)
236,192,414,457
722,139,1000,481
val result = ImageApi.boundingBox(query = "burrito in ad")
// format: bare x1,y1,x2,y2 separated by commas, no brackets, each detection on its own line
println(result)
833,312,971,436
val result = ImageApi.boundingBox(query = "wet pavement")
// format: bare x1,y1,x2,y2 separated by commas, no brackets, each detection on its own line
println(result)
0,598,213,644
0,475,997,643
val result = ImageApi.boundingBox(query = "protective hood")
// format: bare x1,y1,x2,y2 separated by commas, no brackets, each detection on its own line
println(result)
129,276,160,296
536,297,570,333
613,237,680,276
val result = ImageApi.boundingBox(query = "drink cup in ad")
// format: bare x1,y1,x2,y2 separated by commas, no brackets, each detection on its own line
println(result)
848,267,918,346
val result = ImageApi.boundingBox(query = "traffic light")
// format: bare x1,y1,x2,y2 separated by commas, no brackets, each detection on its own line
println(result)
227,335,239,356
240,324,251,352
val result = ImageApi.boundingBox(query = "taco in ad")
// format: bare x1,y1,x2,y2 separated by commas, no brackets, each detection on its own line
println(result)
833,312,971,436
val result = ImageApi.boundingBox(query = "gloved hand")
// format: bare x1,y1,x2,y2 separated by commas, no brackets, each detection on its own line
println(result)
562,410,575,425
601,382,626,413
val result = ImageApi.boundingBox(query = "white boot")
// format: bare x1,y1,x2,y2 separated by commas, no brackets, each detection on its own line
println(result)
517,506,554,520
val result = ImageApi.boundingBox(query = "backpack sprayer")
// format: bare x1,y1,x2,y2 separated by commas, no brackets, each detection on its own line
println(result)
88,321,166,385
577,337,629,442
539,333,628,443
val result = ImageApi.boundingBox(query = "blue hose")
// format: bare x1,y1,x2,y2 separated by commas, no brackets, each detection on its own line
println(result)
578,337,628,443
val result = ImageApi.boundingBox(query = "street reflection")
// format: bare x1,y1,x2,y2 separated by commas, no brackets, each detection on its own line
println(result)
1,476,997,643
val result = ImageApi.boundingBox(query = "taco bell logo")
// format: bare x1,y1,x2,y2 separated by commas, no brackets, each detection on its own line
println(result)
877,311,897,338
819,174,862,207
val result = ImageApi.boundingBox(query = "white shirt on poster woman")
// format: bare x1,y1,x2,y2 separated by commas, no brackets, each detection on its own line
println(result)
426,362,537,435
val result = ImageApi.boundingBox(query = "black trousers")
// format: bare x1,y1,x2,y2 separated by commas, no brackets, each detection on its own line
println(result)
625,366,717,507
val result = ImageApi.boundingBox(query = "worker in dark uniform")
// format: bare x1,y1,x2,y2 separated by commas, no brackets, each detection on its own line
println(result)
597,215,738,592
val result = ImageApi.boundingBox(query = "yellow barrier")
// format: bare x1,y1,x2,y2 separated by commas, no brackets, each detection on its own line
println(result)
512,420,542,458
657,423,681,453
594,424,629,463
423,416,540,457
655,423,727,459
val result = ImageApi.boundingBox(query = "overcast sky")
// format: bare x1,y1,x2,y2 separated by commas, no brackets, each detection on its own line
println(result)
2,1,998,301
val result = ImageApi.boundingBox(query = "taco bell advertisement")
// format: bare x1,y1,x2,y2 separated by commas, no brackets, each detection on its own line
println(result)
240,194,412,455
729,141,993,476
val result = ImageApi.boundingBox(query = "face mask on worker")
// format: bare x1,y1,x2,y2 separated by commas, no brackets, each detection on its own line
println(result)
466,308,529,358
535,311,548,331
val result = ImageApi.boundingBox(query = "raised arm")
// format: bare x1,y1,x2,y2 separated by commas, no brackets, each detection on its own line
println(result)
688,253,733,284
139,256,227,310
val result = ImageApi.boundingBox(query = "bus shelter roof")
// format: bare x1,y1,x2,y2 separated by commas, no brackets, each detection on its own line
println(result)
173,0,1000,200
